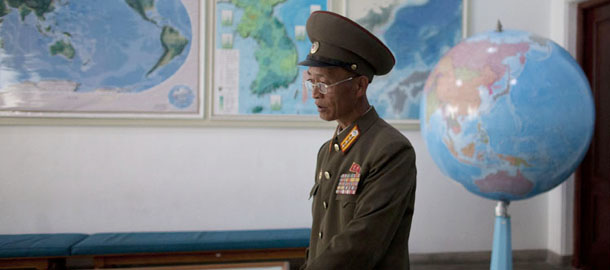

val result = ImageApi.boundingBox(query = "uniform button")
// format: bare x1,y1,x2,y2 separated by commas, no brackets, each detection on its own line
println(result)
318,171,322,180
334,144,340,152
318,231,323,239
324,171,331,180
323,201,328,209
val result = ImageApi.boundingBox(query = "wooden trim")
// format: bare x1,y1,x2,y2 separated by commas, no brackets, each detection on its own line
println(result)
578,0,610,9
0,258,50,270
574,166,584,267
124,261,290,270
573,1,610,268
577,0,610,66
574,2,587,266
90,247,306,268
577,2,585,68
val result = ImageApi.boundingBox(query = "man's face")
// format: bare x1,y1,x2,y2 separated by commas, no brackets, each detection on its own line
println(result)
307,66,359,123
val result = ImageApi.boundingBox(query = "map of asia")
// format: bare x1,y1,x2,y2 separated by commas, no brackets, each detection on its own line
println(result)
214,0,462,121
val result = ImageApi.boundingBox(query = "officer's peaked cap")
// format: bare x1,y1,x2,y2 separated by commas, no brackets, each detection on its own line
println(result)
298,11,395,81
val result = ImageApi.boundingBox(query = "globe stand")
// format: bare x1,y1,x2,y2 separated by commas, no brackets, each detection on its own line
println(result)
491,201,512,270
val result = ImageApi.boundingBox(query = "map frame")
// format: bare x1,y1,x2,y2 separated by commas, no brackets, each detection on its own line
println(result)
208,0,332,124
0,0,205,120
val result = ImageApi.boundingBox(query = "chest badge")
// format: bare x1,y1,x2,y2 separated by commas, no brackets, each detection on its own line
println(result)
336,173,360,195
340,125,360,153
349,162,361,174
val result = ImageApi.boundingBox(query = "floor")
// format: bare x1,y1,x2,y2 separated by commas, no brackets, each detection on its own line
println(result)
412,262,574,270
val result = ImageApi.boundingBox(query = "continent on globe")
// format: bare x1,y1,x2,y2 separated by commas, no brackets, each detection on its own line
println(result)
498,154,530,167
424,40,530,129
232,0,298,96
474,170,534,196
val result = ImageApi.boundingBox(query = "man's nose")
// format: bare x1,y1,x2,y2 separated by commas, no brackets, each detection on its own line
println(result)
311,85,322,99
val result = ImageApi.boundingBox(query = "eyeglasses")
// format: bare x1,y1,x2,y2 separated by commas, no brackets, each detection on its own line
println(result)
305,77,354,94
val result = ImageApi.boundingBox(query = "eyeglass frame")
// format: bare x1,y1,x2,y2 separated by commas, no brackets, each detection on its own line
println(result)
305,76,354,94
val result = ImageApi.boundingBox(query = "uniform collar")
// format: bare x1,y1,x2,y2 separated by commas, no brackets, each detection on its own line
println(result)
329,107,380,154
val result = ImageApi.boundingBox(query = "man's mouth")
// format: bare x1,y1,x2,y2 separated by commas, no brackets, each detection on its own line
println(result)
316,104,326,112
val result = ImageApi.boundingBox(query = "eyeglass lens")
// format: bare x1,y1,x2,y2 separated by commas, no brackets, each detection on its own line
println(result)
305,80,328,94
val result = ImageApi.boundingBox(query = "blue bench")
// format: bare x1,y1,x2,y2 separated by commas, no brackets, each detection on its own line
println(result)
0,229,310,269
0,233,88,270
72,228,310,268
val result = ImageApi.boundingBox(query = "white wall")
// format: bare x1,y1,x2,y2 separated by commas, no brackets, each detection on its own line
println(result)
0,126,322,233
468,0,550,36
0,0,572,254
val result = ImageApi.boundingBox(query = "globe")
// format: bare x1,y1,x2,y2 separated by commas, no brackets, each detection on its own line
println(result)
0,0,191,93
420,29,595,201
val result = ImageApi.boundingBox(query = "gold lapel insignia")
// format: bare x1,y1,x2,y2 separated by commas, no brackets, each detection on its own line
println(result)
340,125,360,153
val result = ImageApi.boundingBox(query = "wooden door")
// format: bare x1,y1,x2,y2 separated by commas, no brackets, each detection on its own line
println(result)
574,0,610,269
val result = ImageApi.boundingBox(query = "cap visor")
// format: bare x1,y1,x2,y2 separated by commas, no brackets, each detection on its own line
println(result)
298,59,337,67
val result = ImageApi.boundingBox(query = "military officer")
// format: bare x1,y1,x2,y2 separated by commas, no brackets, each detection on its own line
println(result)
298,11,417,270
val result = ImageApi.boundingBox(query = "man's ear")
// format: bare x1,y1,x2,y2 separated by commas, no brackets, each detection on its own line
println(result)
355,76,369,98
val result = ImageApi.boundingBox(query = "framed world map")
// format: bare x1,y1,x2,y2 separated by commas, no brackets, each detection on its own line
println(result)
0,0,203,119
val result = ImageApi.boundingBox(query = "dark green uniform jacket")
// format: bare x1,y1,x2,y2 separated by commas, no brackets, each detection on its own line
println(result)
303,107,417,270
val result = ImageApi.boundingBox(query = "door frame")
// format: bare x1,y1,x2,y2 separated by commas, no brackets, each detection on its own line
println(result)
573,0,610,267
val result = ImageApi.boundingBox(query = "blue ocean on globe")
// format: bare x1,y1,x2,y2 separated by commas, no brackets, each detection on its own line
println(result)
420,29,595,201
0,0,191,93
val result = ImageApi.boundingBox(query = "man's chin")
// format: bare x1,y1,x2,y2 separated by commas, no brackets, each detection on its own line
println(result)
318,113,335,122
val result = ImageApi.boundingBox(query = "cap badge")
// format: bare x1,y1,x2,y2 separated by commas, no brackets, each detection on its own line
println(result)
350,64,357,71
310,41,320,54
